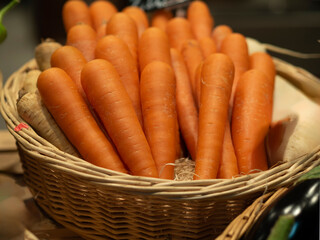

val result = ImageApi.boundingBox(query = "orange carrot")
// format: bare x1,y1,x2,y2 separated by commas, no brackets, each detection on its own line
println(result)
231,69,273,174
166,17,195,51
37,67,127,173
170,48,198,160
50,46,87,100
194,61,203,110
62,0,92,32
180,39,204,100
187,0,214,40
250,52,276,120
106,12,139,67
198,36,217,59
138,27,171,72
122,6,149,37
66,23,97,61
81,59,158,178
220,33,250,107
89,0,117,31
217,122,239,179
250,51,276,88
212,24,233,52
151,9,173,32
50,44,116,147
96,22,107,40
95,35,143,126
194,53,234,180
140,61,178,179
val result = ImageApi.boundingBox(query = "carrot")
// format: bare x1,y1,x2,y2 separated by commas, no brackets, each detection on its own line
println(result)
220,33,250,108
212,24,233,52
51,44,115,146
187,0,214,40
89,0,117,31
194,53,234,180
151,9,173,33
180,39,204,100
170,48,198,160
250,51,276,88
138,27,171,72
106,12,139,67
66,23,97,61
95,35,143,126
96,21,107,40
62,0,92,32
50,45,87,100
194,61,203,110
217,122,239,179
250,52,276,120
140,61,178,179
122,6,149,37
81,59,158,178
166,17,194,51
37,67,127,173
231,69,273,174
198,36,217,59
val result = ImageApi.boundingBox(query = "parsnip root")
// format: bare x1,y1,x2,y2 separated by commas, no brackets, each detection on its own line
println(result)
17,91,79,157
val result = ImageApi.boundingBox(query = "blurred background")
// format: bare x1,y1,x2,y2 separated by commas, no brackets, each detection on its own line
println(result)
0,0,320,130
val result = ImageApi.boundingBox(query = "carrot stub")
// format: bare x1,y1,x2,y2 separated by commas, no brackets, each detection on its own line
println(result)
250,51,276,87
194,53,234,180
89,0,117,31
218,122,239,179
220,32,250,107
106,12,139,66
187,0,214,40
138,27,171,72
212,24,233,52
231,69,273,174
122,6,149,37
180,39,204,100
170,48,198,160
50,45,87,100
194,61,203,110
62,0,92,32
95,35,143,126
151,9,173,32
37,68,127,173
198,36,217,59
81,59,158,178
166,17,194,51
140,61,178,179
66,23,97,62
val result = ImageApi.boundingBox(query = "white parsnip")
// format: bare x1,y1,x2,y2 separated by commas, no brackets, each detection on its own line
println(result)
35,38,62,71
18,69,41,98
17,91,79,157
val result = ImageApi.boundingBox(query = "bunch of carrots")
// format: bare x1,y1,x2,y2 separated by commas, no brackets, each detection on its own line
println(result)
36,0,276,180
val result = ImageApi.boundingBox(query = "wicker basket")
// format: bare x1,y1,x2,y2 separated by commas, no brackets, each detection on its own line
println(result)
1,57,320,240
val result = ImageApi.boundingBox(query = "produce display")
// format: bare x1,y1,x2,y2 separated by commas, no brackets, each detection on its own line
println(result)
3,1,320,239
16,0,303,181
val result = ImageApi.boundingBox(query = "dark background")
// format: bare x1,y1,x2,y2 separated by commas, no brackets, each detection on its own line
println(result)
0,0,320,129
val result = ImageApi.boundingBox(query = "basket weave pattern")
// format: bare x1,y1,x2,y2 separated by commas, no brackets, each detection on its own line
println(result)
1,59,320,239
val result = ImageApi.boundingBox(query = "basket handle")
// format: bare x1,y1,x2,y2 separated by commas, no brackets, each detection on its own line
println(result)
263,43,320,59
273,57,320,104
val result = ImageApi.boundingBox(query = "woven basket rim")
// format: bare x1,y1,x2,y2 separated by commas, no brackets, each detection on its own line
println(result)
1,58,320,200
